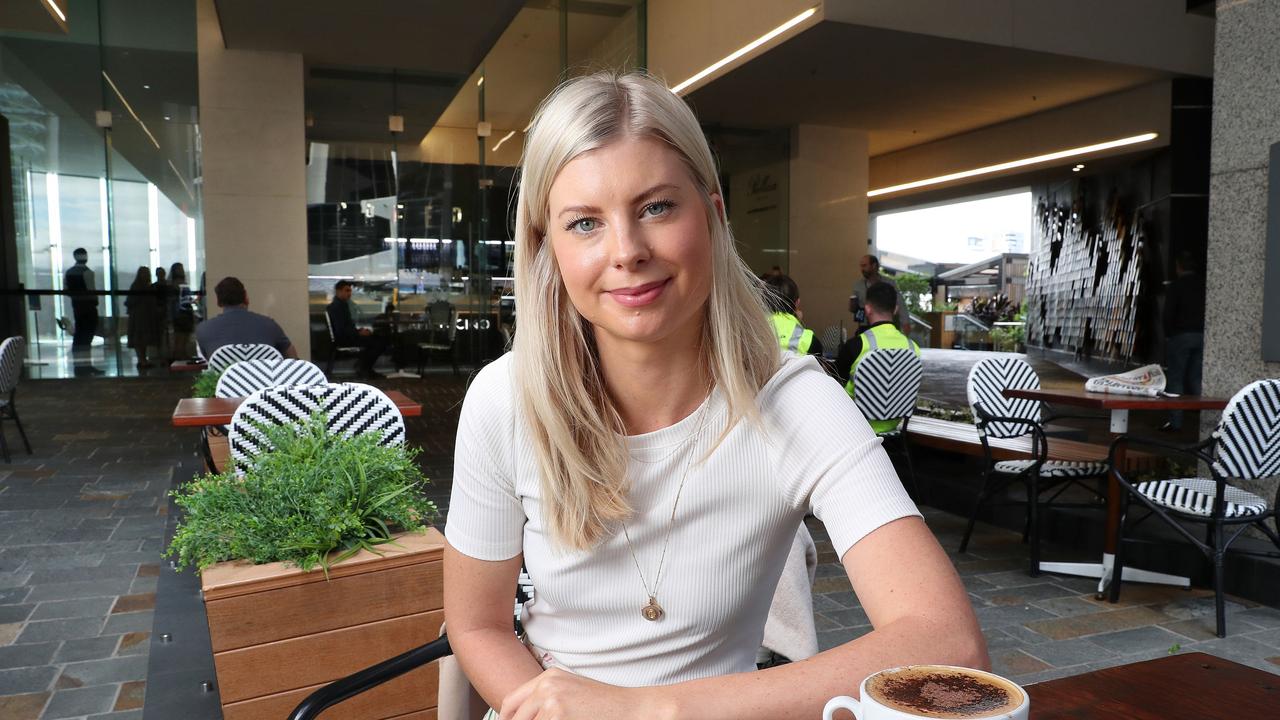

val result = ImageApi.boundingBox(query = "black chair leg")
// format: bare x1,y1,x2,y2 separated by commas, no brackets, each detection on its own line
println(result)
326,349,336,376
13,410,31,455
1109,492,1131,604
1212,521,1227,638
1028,473,1041,577
0,422,9,463
900,434,922,505
959,471,992,554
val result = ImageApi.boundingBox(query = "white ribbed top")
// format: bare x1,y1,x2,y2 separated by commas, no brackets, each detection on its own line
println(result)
446,352,919,687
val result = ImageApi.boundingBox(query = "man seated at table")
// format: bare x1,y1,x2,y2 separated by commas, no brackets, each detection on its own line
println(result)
195,276,297,359
326,280,388,379
836,282,920,432
762,273,824,358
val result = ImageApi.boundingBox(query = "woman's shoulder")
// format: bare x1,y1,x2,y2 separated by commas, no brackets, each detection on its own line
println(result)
755,353,855,428
461,352,518,416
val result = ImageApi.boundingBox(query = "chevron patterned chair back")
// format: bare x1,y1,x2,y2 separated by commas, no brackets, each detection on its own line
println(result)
966,357,1042,439
0,337,23,396
851,349,923,424
206,343,284,374
228,383,405,467
215,359,327,399
1211,379,1280,480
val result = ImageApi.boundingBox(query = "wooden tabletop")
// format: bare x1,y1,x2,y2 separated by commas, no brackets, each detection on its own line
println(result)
168,360,208,373
171,389,422,427
1005,386,1228,411
1026,652,1277,718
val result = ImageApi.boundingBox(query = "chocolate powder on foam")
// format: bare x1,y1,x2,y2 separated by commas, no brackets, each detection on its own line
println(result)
873,672,1013,718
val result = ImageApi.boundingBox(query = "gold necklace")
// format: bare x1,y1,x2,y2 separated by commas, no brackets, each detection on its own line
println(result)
621,399,710,622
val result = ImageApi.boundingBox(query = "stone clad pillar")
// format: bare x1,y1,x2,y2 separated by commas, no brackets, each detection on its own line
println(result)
1202,0,1280,502
788,125,869,340
196,0,310,358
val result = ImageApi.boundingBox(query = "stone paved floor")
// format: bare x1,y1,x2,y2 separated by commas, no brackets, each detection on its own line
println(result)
0,358,1275,719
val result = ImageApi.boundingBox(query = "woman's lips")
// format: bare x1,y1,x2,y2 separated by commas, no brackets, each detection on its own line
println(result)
607,278,670,308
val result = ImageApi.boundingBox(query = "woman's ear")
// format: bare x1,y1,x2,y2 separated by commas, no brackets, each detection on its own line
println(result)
709,192,726,223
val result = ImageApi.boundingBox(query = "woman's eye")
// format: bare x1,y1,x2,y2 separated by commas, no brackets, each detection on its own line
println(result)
643,201,673,217
570,218,597,233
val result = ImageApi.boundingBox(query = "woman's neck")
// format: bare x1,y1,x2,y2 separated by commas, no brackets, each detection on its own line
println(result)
596,324,711,436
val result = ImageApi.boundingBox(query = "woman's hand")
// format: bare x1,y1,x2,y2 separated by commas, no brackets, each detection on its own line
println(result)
499,668,673,720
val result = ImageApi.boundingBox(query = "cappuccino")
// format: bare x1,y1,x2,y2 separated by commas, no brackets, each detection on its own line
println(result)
864,666,1026,719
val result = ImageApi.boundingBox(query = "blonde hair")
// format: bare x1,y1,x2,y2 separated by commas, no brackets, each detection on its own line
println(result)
513,70,779,550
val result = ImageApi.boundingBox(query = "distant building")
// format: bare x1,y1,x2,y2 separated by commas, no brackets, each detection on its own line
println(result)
934,253,1029,306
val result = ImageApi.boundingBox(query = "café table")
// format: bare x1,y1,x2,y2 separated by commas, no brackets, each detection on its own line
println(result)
1003,386,1228,596
1026,652,1277,718
172,389,423,427
168,359,208,373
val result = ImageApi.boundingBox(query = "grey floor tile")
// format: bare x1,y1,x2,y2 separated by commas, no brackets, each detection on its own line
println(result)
89,710,143,720
54,637,121,664
1247,627,1280,649
1234,607,1280,629
15,617,104,644
42,684,119,719
1030,596,1105,618
975,583,1082,606
1023,637,1118,668
1188,635,1280,664
23,580,132,603
29,598,116,622
0,664,58,694
823,607,869,628
102,612,153,636
1087,626,1190,655
973,603,1057,629
0,641,59,670
0,586,30,605
57,655,148,688
0,603,34,624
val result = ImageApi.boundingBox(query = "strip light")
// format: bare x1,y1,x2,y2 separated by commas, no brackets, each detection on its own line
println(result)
43,0,66,23
868,133,1159,198
101,71,161,149
671,7,817,95
492,130,515,153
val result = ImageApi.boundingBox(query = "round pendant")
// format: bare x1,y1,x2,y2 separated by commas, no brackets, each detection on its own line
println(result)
641,597,664,621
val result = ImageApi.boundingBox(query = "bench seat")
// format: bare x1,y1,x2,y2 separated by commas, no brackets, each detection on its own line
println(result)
904,416,1158,472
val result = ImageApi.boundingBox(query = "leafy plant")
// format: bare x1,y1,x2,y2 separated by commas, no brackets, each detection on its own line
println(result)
990,324,1025,352
964,294,1017,326
915,399,974,424
166,412,435,574
895,272,933,315
191,369,222,398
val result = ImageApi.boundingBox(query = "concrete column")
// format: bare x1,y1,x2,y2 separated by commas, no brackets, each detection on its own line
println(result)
788,124,869,338
196,0,310,358
1202,0,1280,503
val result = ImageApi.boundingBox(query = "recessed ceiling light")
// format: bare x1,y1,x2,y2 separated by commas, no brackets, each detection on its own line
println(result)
143,84,151,90
163,115,171,121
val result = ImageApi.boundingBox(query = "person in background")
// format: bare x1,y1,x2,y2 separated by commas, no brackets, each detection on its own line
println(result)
169,262,196,359
195,277,297,359
64,247,101,375
837,282,921,433
151,267,170,360
125,266,158,369
762,273,823,358
326,280,388,378
1161,250,1205,431
850,254,910,335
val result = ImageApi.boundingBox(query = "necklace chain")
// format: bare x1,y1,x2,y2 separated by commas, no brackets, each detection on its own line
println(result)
621,398,709,619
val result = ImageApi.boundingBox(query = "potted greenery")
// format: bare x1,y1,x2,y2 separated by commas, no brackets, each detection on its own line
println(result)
191,368,222,398
168,414,444,719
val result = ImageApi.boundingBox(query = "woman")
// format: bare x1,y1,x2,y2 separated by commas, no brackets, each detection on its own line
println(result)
168,262,195,359
124,266,157,369
444,71,985,720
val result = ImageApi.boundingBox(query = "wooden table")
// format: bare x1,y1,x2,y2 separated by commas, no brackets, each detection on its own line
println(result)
1004,387,1228,594
169,359,208,373
172,390,423,427
1026,652,1277,718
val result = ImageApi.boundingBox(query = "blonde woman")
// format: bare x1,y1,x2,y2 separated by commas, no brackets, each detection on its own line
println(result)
444,71,986,720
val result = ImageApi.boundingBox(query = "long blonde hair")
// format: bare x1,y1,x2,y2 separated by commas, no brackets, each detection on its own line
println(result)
513,70,778,550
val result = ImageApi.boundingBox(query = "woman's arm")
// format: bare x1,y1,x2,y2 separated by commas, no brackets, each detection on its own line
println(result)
498,516,985,720
443,543,545,710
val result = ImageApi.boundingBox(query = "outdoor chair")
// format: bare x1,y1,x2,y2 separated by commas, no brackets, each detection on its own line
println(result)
850,347,924,500
818,325,842,359
959,357,1109,575
0,337,32,463
227,382,405,467
416,299,458,376
214,358,326,399
205,343,283,374
1109,379,1280,637
289,568,537,720
324,310,363,376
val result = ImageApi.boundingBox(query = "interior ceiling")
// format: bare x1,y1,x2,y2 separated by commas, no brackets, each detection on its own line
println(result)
687,20,1177,157
214,0,525,144
0,0,67,35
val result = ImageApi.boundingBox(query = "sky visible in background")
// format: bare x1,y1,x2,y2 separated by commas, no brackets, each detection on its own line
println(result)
875,191,1033,265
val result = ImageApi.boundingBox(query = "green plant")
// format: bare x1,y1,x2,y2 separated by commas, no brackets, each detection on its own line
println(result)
895,272,932,315
166,412,435,574
191,369,222,398
990,324,1025,352
964,294,1017,326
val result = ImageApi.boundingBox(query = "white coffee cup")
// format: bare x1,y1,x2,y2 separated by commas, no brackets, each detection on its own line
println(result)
823,664,1028,720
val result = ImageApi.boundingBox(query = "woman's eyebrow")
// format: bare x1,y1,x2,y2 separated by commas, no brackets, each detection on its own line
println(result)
555,183,681,219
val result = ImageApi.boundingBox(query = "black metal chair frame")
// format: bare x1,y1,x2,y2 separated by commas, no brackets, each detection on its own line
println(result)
879,416,921,503
1108,434,1280,638
416,301,459,377
324,310,362,376
959,406,1109,576
0,388,32,463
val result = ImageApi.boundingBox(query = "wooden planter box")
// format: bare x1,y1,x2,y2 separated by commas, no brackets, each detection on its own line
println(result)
200,528,446,720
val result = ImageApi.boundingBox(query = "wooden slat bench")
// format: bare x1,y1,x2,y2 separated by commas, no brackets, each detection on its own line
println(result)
904,416,1159,472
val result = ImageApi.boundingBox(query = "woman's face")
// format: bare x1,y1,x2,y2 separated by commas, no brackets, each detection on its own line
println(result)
546,135,719,352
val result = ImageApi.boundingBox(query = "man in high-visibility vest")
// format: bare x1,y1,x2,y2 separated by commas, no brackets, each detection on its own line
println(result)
836,282,920,432
762,273,823,358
